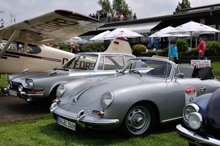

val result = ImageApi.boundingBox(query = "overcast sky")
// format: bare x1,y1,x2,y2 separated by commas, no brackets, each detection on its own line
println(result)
0,0,220,25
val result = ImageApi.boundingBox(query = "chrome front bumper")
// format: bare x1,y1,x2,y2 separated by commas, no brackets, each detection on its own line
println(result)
50,102,120,130
3,88,44,99
176,124,220,146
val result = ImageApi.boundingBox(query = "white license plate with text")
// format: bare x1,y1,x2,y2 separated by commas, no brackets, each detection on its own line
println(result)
8,90,17,96
57,117,76,131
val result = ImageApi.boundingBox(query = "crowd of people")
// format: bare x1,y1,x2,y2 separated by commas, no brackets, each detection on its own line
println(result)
89,11,137,23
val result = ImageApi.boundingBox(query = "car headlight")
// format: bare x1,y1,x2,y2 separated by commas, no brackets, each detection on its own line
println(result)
183,103,199,122
18,85,23,92
26,79,34,87
101,92,114,109
188,112,203,130
56,84,66,98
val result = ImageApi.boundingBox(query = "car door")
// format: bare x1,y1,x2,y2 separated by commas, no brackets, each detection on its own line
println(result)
166,77,206,120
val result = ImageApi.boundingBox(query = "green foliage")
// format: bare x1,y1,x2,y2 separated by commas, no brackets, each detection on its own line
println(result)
177,39,189,57
0,74,8,90
59,44,69,52
132,44,147,56
186,48,198,56
173,0,191,14
97,0,112,13
112,0,132,15
81,42,108,52
140,48,169,56
205,41,220,56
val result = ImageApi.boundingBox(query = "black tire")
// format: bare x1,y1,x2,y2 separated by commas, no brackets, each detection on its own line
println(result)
120,103,156,137
25,99,44,104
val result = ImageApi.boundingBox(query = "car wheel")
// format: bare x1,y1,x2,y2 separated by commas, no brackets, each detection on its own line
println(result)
46,86,58,105
121,104,156,137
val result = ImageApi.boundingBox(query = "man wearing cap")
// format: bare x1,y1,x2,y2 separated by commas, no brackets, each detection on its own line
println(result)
197,36,207,60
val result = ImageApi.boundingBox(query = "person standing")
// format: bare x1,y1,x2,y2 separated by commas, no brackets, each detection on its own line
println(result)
69,43,78,54
107,10,111,22
197,36,207,60
169,40,178,63
133,13,137,20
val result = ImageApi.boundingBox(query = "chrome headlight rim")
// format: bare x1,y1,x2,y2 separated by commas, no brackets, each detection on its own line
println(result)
18,85,23,92
56,83,66,98
183,103,200,122
26,79,34,87
101,91,114,109
188,112,203,130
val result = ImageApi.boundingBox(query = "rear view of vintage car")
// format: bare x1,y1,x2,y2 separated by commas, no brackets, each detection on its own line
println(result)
51,57,220,136
4,53,134,104
176,88,220,145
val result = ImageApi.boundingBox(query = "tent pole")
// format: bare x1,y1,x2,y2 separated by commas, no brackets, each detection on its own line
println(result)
190,32,192,49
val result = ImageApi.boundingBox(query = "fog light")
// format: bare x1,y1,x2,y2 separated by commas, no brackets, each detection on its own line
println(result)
18,85,23,92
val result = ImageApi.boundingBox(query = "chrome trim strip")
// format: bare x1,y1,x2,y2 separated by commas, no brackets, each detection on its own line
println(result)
176,124,220,146
20,91,44,98
162,116,182,123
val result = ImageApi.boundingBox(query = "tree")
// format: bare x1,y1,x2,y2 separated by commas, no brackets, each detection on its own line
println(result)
173,0,191,14
112,0,132,15
97,0,112,13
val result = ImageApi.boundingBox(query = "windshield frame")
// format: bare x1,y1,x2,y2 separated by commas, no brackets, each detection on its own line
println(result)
122,58,173,79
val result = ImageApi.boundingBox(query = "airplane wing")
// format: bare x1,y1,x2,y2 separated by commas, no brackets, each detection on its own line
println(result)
0,10,103,44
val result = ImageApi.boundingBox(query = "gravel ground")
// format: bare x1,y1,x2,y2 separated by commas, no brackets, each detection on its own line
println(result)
0,93,50,123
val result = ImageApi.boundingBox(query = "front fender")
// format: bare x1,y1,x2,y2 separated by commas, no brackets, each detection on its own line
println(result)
104,83,167,124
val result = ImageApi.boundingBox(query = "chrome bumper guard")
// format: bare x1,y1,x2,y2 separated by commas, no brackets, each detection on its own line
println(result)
176,124,220,146
20,91,43,98
51,103,119,130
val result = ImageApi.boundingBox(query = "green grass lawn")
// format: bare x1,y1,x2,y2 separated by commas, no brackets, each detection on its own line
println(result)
0,114,187,146
211,62,220,80
0,74,8,91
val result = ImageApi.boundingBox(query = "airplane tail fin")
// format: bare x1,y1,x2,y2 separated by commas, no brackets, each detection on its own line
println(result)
105,38,132,54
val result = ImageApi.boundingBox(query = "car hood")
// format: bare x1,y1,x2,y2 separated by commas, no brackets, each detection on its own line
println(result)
207,88,220,129
64,74,163,107
9,69,91,82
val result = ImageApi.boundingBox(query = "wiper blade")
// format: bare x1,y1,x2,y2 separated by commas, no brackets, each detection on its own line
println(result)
129,70,142,77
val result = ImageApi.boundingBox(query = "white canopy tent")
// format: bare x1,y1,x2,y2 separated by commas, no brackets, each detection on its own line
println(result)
90,30,112,41
149,26,190,47
167,21,220,48
104,28,143,39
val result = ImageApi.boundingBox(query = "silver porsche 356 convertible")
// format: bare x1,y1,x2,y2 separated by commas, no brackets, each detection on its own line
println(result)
50,57,220,136
4,52,134,104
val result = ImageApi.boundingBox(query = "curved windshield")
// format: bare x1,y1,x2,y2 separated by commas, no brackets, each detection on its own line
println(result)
61,54,98,70
123,59,172,78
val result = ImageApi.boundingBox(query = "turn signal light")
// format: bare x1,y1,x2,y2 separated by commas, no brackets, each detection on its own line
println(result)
52,99,57,103
176,130,180,136
97,111,105,116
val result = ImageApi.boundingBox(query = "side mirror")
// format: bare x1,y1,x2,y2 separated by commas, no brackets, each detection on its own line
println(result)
176,73,184,78
23,68,29,73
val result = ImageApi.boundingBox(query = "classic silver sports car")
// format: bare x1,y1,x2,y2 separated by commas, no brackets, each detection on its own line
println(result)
50,57,220,136
4,52,134,104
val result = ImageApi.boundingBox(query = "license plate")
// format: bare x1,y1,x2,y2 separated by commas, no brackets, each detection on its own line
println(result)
8,90,17,96
57,117,76,131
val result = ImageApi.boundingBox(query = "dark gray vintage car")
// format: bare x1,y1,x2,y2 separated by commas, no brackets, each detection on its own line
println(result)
176,88,220,146
4,52,134,104
50,57,220,136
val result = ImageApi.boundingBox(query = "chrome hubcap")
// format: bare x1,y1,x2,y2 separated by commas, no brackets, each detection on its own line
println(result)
126,106,150,135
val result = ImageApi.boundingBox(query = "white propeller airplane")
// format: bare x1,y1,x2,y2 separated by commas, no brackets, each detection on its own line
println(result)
0,10,103,74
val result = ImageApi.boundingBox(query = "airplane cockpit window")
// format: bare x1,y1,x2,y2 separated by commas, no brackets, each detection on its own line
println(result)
0,43,24,53
27,45,41,54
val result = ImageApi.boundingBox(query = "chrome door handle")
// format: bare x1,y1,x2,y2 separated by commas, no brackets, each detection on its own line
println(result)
200,87,206,92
